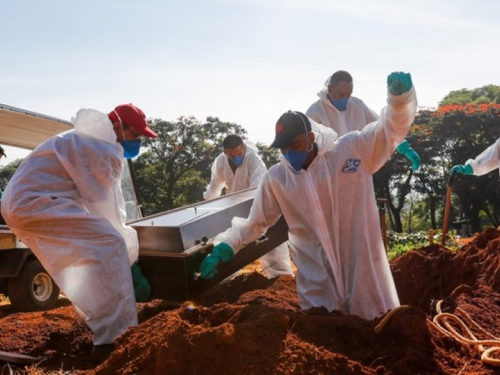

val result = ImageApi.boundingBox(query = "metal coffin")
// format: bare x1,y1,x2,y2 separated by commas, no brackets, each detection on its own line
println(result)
130,188,256,253
129,188,289,301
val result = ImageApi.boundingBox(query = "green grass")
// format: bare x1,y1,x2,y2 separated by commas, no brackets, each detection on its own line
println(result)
386,230,461,261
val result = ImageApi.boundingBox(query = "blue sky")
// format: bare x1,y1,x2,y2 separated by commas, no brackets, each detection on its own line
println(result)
1,0,499,164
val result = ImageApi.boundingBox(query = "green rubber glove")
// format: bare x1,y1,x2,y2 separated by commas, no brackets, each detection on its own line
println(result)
450,164,474,175
387,72,413,95
131,263,151,302
396,140,421,170
199,242,235,279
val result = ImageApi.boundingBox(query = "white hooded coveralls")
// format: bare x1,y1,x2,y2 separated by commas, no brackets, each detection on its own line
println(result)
215,87,417,320
306,84,378,136
1,109,138,345
466,137,500,176
203,142,293,278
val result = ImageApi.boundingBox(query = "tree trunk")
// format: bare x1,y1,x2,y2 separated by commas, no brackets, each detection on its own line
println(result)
429,195,437,229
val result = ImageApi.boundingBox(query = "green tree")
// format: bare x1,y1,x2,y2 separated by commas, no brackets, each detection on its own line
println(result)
0,159,23,193
133,116,247,215
429,103,500,232
372,115,433,233
440,85,500,106
409,109,448,230
256,142,280,169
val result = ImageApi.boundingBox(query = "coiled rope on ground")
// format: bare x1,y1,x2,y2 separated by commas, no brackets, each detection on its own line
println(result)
374,302,500,366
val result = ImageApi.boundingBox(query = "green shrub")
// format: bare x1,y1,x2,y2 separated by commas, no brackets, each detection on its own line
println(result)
386,230,460,260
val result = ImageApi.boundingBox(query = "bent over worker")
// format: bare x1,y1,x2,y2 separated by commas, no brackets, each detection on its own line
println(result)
203,134,293,278
306,70,420,171
199,72,417,320
451,137,500,177
1,103,157,352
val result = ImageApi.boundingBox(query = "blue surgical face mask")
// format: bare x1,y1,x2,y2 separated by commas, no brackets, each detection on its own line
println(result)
284,149,309,172
230,155,244,166
332,97,349,111
122,139,141,159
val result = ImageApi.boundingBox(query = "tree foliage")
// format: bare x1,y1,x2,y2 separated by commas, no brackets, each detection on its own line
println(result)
2,85,500,236
133,116,247,215
256,142,280,169
440,85,500,106
0,159,23,192
428,103,500,231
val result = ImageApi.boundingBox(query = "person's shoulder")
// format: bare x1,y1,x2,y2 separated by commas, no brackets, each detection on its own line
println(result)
266,162,278,175
306,98,324,114
244,142,259,154
247,152,264,164
212,152,227,168
266,161,288,180
325,131,358,153
349,96,367,107
214,152,226,161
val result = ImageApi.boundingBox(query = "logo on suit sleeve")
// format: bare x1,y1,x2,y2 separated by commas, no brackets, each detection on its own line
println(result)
342,158,361,173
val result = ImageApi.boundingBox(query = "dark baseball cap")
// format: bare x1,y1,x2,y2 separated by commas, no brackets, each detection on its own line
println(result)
270,111,312,149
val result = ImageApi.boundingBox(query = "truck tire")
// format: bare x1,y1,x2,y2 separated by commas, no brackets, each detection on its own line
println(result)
8,258,60,312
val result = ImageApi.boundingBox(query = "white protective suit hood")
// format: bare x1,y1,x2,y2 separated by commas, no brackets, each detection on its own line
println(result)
72,108,119,144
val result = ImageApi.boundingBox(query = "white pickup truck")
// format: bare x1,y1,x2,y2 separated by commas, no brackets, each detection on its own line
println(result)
0,104,142,311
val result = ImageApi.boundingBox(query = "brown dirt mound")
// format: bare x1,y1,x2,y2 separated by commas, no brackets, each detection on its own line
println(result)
392,227,500,314
1,229,500,374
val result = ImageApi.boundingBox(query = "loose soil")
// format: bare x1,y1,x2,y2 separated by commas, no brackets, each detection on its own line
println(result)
2,229,500,374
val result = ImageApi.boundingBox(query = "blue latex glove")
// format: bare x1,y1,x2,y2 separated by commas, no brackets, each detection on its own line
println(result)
387,72,413,95
450,164,474,175
199,242,235,279
396,140,421,171
131,263,151,302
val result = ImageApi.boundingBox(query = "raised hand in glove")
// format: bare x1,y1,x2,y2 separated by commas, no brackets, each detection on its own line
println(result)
396,140,421,171
450,164,474,175
387,72,413,95
131,263,151,302
199,242,235,279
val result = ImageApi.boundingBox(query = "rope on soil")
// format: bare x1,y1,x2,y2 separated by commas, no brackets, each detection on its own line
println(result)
432,300,500,366
373,305,411,334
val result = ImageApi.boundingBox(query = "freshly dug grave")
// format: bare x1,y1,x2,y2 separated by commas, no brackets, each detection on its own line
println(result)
1,228,500,374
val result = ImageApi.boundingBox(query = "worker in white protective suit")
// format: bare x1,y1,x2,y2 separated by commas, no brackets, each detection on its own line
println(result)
199,72,417,320
1,103,157,354
203,134,294,278
451,138,500,177
306,70,420,171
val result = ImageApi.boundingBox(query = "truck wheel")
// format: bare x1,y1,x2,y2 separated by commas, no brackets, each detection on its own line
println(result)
8,258,60,312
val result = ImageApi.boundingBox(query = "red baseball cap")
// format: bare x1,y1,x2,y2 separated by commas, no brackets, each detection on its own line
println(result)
108,103,157,139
